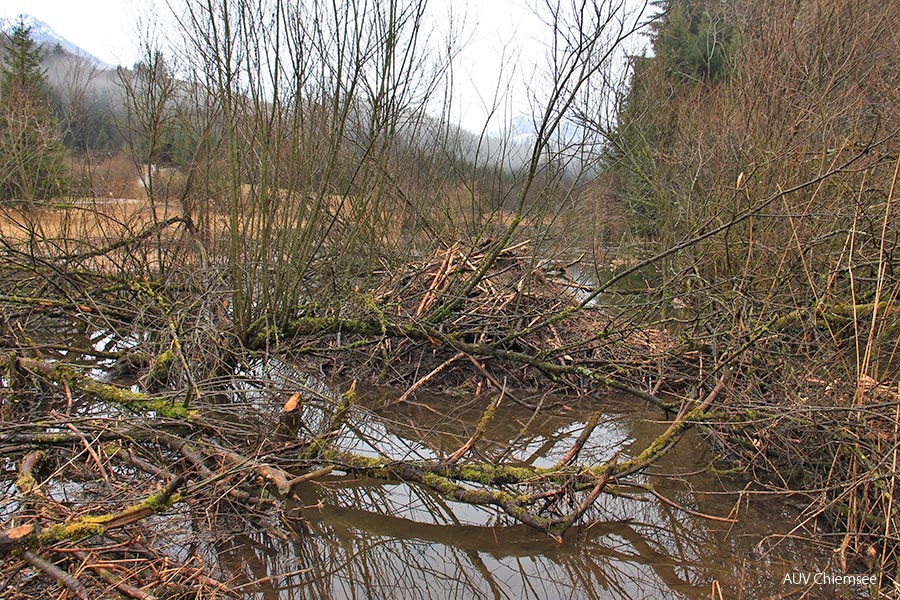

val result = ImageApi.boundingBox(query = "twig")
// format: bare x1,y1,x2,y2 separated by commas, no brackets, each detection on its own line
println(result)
72,550,159,600
554,411,602,469
0,476,185,559
286,465,335,488
415,244,458,317
553,453,619,538
214,443,299,498
445,386,504,464
387,351,465,407
635,484,738,523
54,413,113,491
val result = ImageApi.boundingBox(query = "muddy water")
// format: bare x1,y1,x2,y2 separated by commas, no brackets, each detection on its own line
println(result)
209,386,848,600
15,331,852,599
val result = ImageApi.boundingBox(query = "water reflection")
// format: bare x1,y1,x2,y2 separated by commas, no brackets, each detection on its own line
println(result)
199,384,836,599
13,331,850,598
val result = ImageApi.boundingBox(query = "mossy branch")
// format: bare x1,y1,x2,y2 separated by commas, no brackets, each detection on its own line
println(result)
7,356,195,419
0,476,184,558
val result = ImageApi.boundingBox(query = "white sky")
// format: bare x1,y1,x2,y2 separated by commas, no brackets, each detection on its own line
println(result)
0,0,158,65
0,0,650,132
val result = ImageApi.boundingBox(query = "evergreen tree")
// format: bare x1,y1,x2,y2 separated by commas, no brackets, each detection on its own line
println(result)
0,17,68,202
650,0,736,83
599,0,738,236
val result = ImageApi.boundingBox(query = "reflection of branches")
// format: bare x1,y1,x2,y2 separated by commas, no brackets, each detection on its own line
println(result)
262,479,707,599
293,372,726,539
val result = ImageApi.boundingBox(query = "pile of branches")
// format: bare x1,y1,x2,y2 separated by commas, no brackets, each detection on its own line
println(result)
700,344,900,580
0,233,732,596
0,342,729,598
1,213,823,595
254,240,689,409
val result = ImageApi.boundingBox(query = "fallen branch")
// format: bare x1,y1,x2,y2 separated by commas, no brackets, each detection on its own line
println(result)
387,351,465,407
555,411,602,469
6,356,194,419
0,524,35,556
0,476,184,558
214,443,299,499
445,389,504,464
22,551,90,600
552,453,620,539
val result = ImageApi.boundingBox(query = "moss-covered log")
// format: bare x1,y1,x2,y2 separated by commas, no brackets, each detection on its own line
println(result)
0,476,184,559
770,301,898,331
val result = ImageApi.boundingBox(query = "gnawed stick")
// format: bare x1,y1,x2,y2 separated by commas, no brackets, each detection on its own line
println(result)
286,465,335,488
156,434,259,504
0,524,34,556
415,244,458,317
213,443,298,499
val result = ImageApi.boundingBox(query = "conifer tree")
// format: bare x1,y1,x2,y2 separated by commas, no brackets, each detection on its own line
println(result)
0,17,68,202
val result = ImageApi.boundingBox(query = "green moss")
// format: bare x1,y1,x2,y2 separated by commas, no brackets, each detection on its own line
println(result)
79,513,115,525
455,464,540,485
79,379,192,418
330,387,356,430
316,449,391,470
36,489,182,546
40,520,105,543
422,472,458,496
49,362,79,384
140,491,182,511
707,464,745,476
16,473,37,493
80,379,145,404
250,324,282,349
148,349,176,380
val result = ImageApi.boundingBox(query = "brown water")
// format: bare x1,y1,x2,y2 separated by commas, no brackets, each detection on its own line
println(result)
199,384,855,600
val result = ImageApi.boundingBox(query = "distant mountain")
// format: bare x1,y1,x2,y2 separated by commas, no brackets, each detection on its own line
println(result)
0,13,111,69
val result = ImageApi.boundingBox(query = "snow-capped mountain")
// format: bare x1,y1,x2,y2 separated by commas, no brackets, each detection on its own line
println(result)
0,13,110,68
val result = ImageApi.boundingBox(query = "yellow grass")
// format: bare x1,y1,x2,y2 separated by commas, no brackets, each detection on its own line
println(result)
0,197,193,274
0,197,174,243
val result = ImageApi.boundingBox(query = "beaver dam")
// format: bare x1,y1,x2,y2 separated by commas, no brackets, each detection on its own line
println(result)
1,191,897,598
2,0,900,594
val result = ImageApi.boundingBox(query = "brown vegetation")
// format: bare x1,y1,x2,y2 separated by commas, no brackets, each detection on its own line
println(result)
1,0,899,596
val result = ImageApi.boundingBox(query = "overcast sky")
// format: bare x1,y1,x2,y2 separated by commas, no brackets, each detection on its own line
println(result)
0,0,153,65
0,0,651,132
